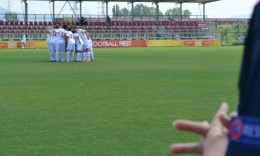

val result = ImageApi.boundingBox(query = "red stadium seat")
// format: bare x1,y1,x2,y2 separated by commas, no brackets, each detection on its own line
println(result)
173,21,180,26
17,26,23,33
138,27,146,33
0,26,3,33
22,26,27,32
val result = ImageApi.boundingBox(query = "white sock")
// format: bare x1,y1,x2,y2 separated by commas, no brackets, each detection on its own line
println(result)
50,50,53,61
49,50,52,61
66,51,70,62
87,52,90,60
91,51,94,60
85,52,88,60
83,52,86,61
70,52,74,61
76,53,79,61
52,51,55,61
56,51,59,61
62,51,65,61
79,53,82,61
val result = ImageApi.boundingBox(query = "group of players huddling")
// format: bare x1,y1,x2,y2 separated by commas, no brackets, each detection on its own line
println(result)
47,25,94,62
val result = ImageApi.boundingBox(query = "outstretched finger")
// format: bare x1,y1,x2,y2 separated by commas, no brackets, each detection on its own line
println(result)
170,143,202,154
173,120,209,136
212,102,229,127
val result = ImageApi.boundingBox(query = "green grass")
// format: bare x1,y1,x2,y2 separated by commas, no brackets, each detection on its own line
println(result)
0,47,242,156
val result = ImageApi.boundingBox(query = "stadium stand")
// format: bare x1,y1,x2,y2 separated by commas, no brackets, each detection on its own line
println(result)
0,18,215,41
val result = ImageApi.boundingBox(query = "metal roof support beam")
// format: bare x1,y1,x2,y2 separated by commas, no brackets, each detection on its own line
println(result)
56,1,68,20
131,1,134,22
202,3,205,22
79,1,82,18
180,2,182,22
52,1,55,22
105,0,108,18
155,2,159,22
24,0,28,22
67,1,79,18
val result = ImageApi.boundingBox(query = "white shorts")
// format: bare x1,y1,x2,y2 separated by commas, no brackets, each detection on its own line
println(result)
55,40,65,51
50,39,56,51
83,40,88,49
76,43,83,51
67,41,75,51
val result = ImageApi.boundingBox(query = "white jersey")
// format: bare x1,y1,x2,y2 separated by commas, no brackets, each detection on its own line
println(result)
74,33,83,51
49,29,58,41
67,31,75,43
55,28,66,51
77,29,87,41
88,38,93,51
49,29,58,50
57,28,67,41
66,31,75,51
77,29,88,49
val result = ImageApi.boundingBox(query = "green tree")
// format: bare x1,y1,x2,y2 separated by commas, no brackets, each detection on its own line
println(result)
112,4,122,17
5,12,19,21
131,4,163,16
121,7,130,16
165,7,192,17
111,4,164,17
217,23,247,45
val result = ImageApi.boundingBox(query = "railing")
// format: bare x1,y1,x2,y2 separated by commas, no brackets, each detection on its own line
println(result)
0,21,217,41
0,14,207,23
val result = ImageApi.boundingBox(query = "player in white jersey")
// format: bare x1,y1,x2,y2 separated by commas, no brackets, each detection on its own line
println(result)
55,25,68,62
49,25,59,62
77,28,88,61
86,33,94,62
66,27,75,62
46,30,53,61
72,29,83,62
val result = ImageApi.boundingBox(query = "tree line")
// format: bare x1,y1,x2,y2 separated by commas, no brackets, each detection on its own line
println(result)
112,4,192,17
4,4,192,21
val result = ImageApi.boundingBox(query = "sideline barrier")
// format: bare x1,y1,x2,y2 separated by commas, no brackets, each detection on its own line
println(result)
0,39,220,49
146,39,220,47
0,41,47,49
92,40,147,48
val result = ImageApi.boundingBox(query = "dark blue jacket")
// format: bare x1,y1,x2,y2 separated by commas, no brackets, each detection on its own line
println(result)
226,2,260,156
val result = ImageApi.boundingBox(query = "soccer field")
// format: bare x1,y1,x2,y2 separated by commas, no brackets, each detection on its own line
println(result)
0,47,242,156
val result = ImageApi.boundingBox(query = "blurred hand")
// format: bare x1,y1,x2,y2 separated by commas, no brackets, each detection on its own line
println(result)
170,103,230,156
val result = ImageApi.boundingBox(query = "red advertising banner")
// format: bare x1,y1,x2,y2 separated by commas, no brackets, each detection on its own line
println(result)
0,42,8,48
93,40,147,48
202,40,211,46
183,40,196,46
0,39,220,49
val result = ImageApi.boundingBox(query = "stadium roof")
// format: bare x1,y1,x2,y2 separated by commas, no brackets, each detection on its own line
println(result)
21,0,220,22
